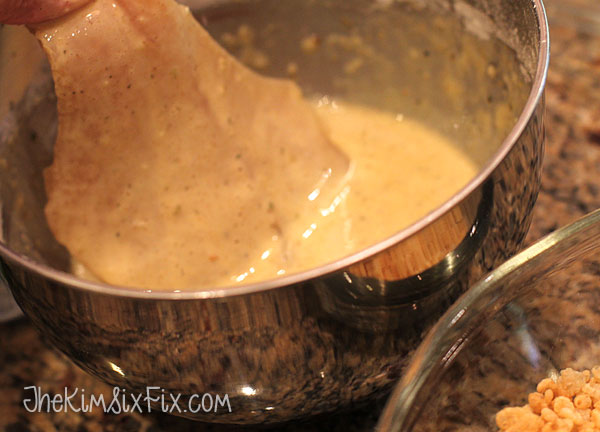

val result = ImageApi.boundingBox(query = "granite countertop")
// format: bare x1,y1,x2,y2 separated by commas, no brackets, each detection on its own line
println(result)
1,0,599,430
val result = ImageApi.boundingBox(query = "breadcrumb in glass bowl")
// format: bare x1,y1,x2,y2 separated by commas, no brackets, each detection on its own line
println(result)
496,367,600,431
376,209,600,432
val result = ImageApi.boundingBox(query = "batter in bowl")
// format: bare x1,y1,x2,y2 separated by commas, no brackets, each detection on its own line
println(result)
24,0,477,290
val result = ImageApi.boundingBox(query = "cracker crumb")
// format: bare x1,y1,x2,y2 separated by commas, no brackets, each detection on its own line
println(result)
301,34,320,53
497,368,600,432
286,62,298,76
343,57,364,75
219,25,269,69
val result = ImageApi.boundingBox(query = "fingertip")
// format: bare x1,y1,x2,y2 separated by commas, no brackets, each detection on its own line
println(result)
0,0,93,25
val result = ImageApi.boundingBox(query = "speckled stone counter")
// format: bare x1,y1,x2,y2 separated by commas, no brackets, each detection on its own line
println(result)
1,0,599,430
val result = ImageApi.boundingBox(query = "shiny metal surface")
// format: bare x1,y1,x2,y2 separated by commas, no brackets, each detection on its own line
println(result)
0,0,548,423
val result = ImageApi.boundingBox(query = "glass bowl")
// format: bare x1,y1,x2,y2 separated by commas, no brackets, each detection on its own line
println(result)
377,208,600,431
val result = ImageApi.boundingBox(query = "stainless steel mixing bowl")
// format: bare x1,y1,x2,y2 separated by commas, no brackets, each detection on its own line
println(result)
0,0,548,424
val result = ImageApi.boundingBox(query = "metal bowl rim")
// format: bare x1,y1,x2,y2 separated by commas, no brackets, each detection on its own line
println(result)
0,0,550,300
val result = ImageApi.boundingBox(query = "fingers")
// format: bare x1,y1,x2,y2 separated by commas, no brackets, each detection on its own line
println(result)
0,0,92,24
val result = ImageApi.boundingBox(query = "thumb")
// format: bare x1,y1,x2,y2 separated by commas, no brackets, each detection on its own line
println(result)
0,0,92,25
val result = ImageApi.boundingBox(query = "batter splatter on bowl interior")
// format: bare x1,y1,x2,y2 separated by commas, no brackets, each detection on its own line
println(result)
32,0,477,290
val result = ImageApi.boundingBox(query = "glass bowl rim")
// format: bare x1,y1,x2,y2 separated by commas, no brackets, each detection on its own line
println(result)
376,207,600,432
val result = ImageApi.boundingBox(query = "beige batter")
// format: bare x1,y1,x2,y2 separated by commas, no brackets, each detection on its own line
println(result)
301,100,478,277
33,0,477,290
72,100,477,289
